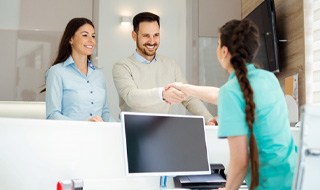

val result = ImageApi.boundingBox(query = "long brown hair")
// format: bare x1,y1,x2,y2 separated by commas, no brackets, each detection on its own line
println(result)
219,19,260,190
40,17,94,93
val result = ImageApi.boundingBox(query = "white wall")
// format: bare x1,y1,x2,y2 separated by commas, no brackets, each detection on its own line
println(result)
96,0,187,120
0,0,20,100
0,0,20,30
198,0,241,37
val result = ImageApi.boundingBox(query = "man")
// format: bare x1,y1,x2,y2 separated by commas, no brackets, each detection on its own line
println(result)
112,12,215,124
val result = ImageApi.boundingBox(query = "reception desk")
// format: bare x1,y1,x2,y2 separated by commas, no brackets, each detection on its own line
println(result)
0,118,300,190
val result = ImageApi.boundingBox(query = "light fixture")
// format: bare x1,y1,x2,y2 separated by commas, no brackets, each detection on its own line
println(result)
121,16,131,26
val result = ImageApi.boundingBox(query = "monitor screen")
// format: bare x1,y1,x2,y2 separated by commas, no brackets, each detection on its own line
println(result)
121,112,211,176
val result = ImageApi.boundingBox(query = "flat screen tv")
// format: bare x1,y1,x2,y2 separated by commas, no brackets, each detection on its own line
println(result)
245,0,280,73
121,112,211,176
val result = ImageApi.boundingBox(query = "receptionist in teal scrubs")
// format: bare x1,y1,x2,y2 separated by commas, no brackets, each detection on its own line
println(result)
167,19,297,190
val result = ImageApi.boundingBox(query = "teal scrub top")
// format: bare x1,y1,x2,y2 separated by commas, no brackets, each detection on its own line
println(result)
218,64,297,190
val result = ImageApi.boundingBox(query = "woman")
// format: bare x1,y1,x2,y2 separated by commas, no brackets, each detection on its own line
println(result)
42,17,111,122
169,19,297,190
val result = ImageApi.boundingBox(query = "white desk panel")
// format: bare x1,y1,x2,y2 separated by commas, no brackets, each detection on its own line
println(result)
0,118,300,190
0,118,123,189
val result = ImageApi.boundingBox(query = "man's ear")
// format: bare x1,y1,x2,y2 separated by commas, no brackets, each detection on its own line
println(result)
132,31,137,42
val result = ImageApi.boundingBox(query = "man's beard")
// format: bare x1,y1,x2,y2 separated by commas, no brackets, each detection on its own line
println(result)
137,42,158,57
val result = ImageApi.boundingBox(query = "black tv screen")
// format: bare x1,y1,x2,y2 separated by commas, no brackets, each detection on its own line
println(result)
121,112,210,176
245,0,280,73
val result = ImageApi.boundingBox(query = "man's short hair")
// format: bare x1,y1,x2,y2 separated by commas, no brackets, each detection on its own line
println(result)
133,12,160,33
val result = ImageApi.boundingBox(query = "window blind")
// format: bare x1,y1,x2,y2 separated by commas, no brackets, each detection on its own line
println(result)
312,1,320,103
306,0,320,104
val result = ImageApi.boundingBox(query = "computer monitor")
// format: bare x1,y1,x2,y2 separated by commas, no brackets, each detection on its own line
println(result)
121,112,211,177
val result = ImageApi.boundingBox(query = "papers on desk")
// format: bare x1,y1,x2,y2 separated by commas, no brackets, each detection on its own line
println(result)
178,173,226,183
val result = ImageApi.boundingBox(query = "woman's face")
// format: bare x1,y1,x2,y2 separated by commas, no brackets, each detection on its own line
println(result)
216,37,225,69
216,36,233,73
70,23,96,57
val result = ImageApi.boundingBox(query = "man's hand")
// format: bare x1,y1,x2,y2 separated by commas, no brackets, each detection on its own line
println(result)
162,86,187,104
207,116,218,126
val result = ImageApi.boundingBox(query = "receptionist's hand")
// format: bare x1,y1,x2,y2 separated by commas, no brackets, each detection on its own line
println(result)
162,86,187,104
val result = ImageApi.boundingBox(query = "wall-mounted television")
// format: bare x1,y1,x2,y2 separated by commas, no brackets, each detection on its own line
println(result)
245,0,280,73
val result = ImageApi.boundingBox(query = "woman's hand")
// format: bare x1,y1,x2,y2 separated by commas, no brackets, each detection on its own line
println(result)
88,115,103,122
163,82,189,104
162,86,187,104
165,82,185,92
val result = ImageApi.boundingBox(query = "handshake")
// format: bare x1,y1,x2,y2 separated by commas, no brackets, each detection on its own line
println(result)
162,82,188,105
162,82,219,126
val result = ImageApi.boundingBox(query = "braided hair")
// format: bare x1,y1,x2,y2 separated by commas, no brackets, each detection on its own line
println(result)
219,19,260,190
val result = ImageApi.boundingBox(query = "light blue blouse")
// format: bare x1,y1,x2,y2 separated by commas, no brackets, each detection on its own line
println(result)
45,56,110,121
218,64,297,189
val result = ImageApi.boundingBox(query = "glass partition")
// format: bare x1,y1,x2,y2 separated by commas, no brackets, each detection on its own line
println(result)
199,37,229,115
0,0,93,101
